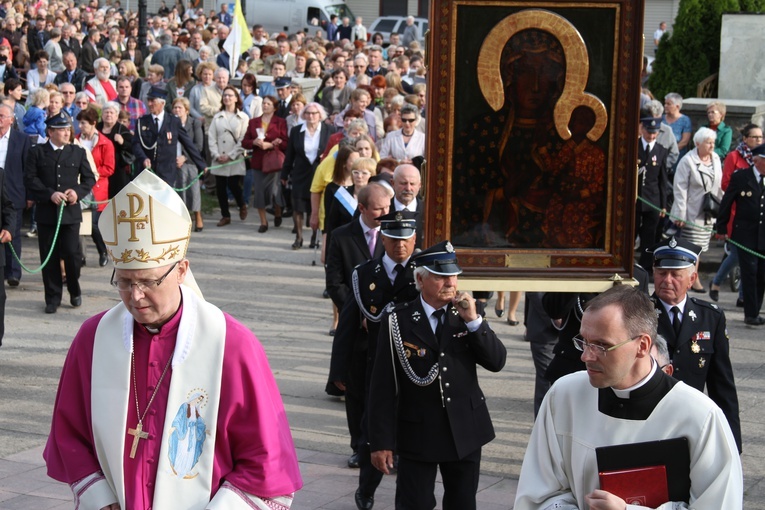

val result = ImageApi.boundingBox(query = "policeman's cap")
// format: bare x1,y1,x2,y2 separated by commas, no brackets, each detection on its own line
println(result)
650,236,701,269
147,86,168,100
45,113,72,129
412,240,462,276
640,117,662,133
378,210,416,239
274,77,292,89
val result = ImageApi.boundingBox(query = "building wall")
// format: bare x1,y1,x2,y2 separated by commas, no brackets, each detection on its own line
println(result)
719,13,765,101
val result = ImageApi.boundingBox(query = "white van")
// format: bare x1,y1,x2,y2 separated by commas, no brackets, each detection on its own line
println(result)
217,0,355,37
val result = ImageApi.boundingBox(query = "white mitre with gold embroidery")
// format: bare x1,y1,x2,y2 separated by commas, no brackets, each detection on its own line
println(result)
100,169,190,268
99,170,202,296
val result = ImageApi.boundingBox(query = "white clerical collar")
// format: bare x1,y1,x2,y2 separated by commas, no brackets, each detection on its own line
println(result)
659,295,687,316
394,197,417,212
612,359,658,399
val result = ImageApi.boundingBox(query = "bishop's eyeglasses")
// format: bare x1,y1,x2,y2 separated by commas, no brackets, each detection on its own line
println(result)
110,261,179,292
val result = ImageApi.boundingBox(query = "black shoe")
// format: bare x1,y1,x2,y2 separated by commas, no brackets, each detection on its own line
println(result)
709,287,719,302
737,298,745,308
507,318,520,326
291,238,303,250
347,452,360,468
322,288,330,299
329,328,336,336
71,295,82,307
7,277,19,287
258,225,268,233
99,253,109,267
274,216,282,227
45,303,58,314
194,225,204,232
81,257,87,266
744,316,765,326
690,286,706,294
354,488,374,510
494,306,504,317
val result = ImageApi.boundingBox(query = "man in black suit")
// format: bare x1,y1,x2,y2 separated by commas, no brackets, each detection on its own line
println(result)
0,104,30,287
26,17,48,60
24,113,95,314
368,240,506,509
635,116,670,271
79,29,102,75
133,87,207,185
59,24,81,61
53,51,88,92
274,77,292,119
717,142,765,325
0,157,17,346
329,211,419,510
326,182,389,312
649,236,741,451
390,164,423,248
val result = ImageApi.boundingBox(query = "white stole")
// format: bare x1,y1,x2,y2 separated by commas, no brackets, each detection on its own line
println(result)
92,285,226,509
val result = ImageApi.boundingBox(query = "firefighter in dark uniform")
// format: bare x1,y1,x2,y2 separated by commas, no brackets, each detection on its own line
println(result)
649,236,741,452
368,240,507,510
24,113,96,314
329,211,419,510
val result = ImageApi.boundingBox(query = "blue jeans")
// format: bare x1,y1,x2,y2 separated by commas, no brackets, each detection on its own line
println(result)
712,244,743,298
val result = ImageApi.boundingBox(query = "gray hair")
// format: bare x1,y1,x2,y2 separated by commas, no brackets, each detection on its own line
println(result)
367,45,383,54
354,53,368,64
93,57,110,69
213,67,230,78
157,33,173,46
653,334,671,367
102,101,121,114
50,27,61,38
400,103,420,119
390,95,405,109
693,126,717,147
664,92,683,109
646,99,664,118
413,266,430,291
301,102,327,121
74,91,89,104
347,118,368,134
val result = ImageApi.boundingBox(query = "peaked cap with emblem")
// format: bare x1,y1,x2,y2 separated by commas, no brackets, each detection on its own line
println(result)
99,170,191,269
378,210,416,239
640,116,662,133
412,240,462,276
147,86,168,100
649,236,701,269
45,112,72,129
274,77,292,89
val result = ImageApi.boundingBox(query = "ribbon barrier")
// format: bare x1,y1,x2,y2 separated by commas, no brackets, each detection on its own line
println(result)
636,195,765,260
8,202,66,274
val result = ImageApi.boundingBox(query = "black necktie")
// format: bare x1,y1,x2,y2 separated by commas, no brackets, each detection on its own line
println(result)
433,308,445,339
760,174,764,194
154,117,159,131
671,306,682,337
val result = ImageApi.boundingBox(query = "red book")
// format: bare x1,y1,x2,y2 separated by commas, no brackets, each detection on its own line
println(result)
599,464,669,507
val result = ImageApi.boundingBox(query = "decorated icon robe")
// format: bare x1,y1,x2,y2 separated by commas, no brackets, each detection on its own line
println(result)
43,285,302,509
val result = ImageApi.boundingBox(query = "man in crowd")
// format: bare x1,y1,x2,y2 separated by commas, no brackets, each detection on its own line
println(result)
351,17,367,42
265,37,295,74
649,236,741,451
133,87,206,185
337,17,353,41
0,105,18,346
369,240,507,509
59,82,81,135
514,285,742,509
115,76,147,132
152,33,183,79
183,29,204,62
84,57,117,106
44,170,303,509
326,15,339,42
24,113,95,314
274,77,293,118
59,24,81,60
330,211,419,510
0,45,18,82
0,103,30,289
259,60,287,97
390,164,423,248
717,142,765,325
53,50,88,91
401,16,418,48
80,28,101,74
218,2,232,26
366,45,385,77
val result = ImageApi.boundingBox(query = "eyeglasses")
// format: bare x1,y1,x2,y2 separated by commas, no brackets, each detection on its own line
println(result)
572,334,641,358
110,261,179,293
400,118,416,123
747,135,763,140
304,110,320,115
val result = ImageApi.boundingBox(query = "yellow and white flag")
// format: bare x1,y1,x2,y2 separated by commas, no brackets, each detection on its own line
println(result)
222,0,253,76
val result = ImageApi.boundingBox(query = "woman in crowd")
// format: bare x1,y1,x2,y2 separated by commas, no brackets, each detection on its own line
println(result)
663,92,692,160
172,97,205,232
208,85,249,227
353,133,380,162
709,123,763,305
314,72,335,104
286,93,307,132
189,61,216,120
77,106,115,268
167,59,196,106
671,127,723,292
379,103,425,163
118,59,144,99
98,102,134,199
239,73,263,118
320,69,351,124
74,92,90,112
27,50,57,95
374,89,403,140
705,100,733,161
124,36,144,72
44,27,64,73
103,27,126,55
241,95,289,233
287,50,308,78
306,58,324,79
282,102,334,249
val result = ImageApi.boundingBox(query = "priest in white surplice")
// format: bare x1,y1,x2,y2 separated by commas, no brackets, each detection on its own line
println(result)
44,170,302,510
514,285,742,510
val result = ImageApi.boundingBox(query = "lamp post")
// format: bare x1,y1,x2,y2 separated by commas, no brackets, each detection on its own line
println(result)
137,0,147,49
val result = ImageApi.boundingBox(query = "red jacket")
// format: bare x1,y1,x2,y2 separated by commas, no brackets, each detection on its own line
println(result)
241,115,288,171
78,132,115,212
721,148,750,237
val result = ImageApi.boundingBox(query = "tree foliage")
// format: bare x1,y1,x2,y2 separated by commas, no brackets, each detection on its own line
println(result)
648,0,765,99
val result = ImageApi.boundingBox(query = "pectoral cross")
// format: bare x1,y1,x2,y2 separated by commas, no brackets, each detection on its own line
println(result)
128,422,149,459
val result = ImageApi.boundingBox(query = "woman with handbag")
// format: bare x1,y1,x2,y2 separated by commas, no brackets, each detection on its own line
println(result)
671,127,723,292
208,85,249,227
242,95,288,233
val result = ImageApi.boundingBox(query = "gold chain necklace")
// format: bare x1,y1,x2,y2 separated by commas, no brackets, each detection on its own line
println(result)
127,349,173,459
